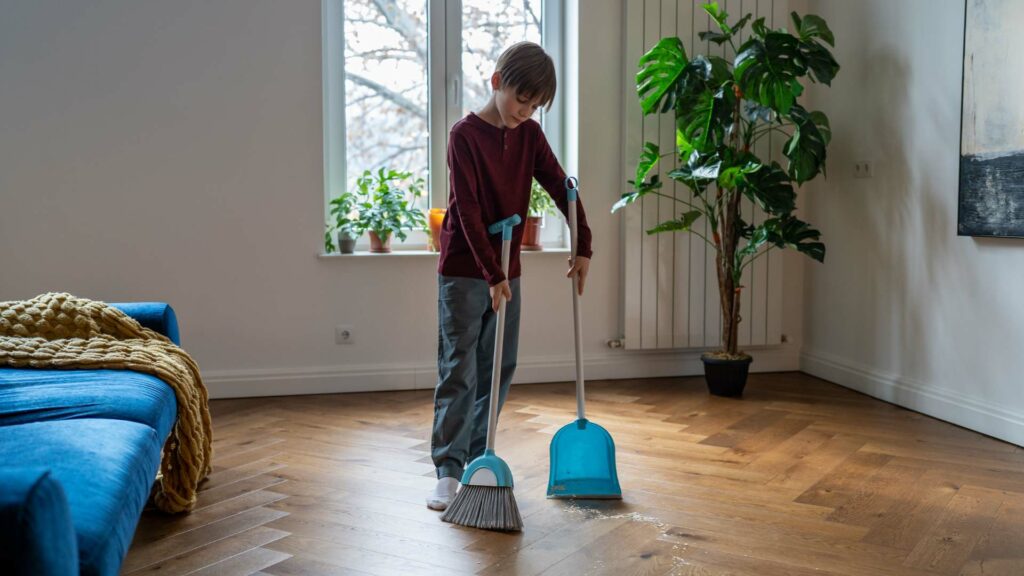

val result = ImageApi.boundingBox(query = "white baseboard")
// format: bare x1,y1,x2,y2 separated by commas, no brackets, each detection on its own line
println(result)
203,346,800,399
801,349,1024,447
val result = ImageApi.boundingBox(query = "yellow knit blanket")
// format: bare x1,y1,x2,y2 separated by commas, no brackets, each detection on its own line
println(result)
0,292,212,514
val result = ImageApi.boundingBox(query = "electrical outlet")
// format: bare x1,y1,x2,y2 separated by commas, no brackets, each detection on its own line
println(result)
335,325,354,345
853,160,874,179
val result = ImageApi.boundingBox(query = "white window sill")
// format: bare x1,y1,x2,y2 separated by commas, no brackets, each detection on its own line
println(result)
318,247,570,259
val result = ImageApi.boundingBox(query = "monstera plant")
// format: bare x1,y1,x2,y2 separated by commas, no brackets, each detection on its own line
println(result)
612,3,839,396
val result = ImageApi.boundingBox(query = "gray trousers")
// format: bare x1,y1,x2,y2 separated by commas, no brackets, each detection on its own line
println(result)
431,275,521,480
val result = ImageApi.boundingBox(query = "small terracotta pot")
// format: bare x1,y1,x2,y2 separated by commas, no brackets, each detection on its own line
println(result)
369,231,392,253
522,216,544,251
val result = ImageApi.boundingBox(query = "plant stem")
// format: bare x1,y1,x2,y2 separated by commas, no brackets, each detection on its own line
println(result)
750,125,791,146
692,230,715,249
726,35,739,55
644,191,717,249
648,190,702,212
651,224,716,250
739,244,774,273
742,118,756,151
721,90,744,355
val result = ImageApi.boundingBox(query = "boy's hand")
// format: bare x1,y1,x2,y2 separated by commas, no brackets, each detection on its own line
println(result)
490,280,512,311
567,256,590,296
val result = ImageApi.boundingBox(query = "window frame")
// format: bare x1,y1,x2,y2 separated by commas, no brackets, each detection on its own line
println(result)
322,0,567,253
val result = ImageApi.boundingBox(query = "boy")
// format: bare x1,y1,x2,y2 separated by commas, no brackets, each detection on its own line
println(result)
427,41,594,510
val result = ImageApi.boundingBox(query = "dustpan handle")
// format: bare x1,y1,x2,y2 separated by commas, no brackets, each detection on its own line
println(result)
566,177,585,421
485,214,520,452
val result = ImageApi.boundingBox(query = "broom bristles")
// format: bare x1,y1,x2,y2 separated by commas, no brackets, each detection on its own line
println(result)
440,485,522,532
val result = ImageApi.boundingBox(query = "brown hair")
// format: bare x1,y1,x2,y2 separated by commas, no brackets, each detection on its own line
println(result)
495,41,557,110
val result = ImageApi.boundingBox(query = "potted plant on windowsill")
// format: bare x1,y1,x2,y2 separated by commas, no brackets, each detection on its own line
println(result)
523,179,558,251
612,4,838,397
356,168,426,253
324,191,361,254
323,168,426,254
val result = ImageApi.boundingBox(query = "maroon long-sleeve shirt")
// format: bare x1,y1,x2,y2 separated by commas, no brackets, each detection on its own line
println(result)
438,112,593,285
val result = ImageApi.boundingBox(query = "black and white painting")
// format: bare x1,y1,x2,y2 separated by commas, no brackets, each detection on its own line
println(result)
958,0,1024,237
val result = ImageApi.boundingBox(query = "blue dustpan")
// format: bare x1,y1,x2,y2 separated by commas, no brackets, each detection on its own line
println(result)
547,177,622,500
547,418,622,498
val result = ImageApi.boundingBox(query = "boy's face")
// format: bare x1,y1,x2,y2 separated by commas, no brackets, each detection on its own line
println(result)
490,73,545,129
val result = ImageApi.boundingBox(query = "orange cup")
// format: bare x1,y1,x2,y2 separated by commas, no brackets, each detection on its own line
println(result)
428,208,446,252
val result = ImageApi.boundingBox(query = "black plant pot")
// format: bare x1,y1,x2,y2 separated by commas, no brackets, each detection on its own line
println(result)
701,354,753,397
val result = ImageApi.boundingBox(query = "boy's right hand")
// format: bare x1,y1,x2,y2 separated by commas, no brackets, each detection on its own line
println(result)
490,280,512,312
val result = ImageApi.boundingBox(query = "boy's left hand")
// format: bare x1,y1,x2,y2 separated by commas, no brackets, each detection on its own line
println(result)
567,256,590,296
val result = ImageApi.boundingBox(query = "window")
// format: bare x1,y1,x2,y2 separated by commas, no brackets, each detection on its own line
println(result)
323,0,567,251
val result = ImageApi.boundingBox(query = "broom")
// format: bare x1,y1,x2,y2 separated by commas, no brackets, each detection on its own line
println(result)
441,214,524,532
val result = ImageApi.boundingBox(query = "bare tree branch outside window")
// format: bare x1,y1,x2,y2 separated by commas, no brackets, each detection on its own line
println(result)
342,0,542,211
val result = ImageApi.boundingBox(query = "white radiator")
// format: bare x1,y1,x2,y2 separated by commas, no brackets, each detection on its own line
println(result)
621,0,788,350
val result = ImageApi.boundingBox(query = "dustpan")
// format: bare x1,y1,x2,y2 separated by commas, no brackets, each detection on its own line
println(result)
547,177,622,499
548,418,622,498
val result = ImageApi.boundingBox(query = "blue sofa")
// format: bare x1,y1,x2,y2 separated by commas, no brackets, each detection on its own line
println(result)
0,303,181,576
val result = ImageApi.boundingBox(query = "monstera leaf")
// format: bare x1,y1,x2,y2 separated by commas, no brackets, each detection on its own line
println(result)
637,37,688,114
614,175,664,213
669,151,722,195
647,210,703,235
618,142,667,214
634,142,661,186
741,162,797,216
791,12,834,45
675,88,736,155
784,104,831,183
734,32,805,115
800,42,840,86
737,224,770,259
742,99,774,123
700,2,752,46
763,215,825,262
673,56,733,157
712,147,758,188
791,13,839,86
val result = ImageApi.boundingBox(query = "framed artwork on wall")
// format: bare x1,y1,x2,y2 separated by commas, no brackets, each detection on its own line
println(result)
958,0,1024,237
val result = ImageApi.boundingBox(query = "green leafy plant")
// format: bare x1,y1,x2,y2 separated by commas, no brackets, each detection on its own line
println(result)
612,4,838,359
529,179,557,218
324,191,361,253
356,168,426,243
324,168,426,252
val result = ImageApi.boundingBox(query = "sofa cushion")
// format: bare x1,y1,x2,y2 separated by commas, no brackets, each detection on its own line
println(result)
0,467,78,576
0,419,164,576
0,369,177,441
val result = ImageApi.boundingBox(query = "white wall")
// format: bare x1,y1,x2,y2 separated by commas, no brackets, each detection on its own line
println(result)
0,0,804,399
801,0,1024,446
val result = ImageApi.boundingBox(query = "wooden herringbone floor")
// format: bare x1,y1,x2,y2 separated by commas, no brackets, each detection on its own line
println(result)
122,372,1024,575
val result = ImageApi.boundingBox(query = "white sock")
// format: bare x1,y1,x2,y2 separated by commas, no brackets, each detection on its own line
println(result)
426,476,460,511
